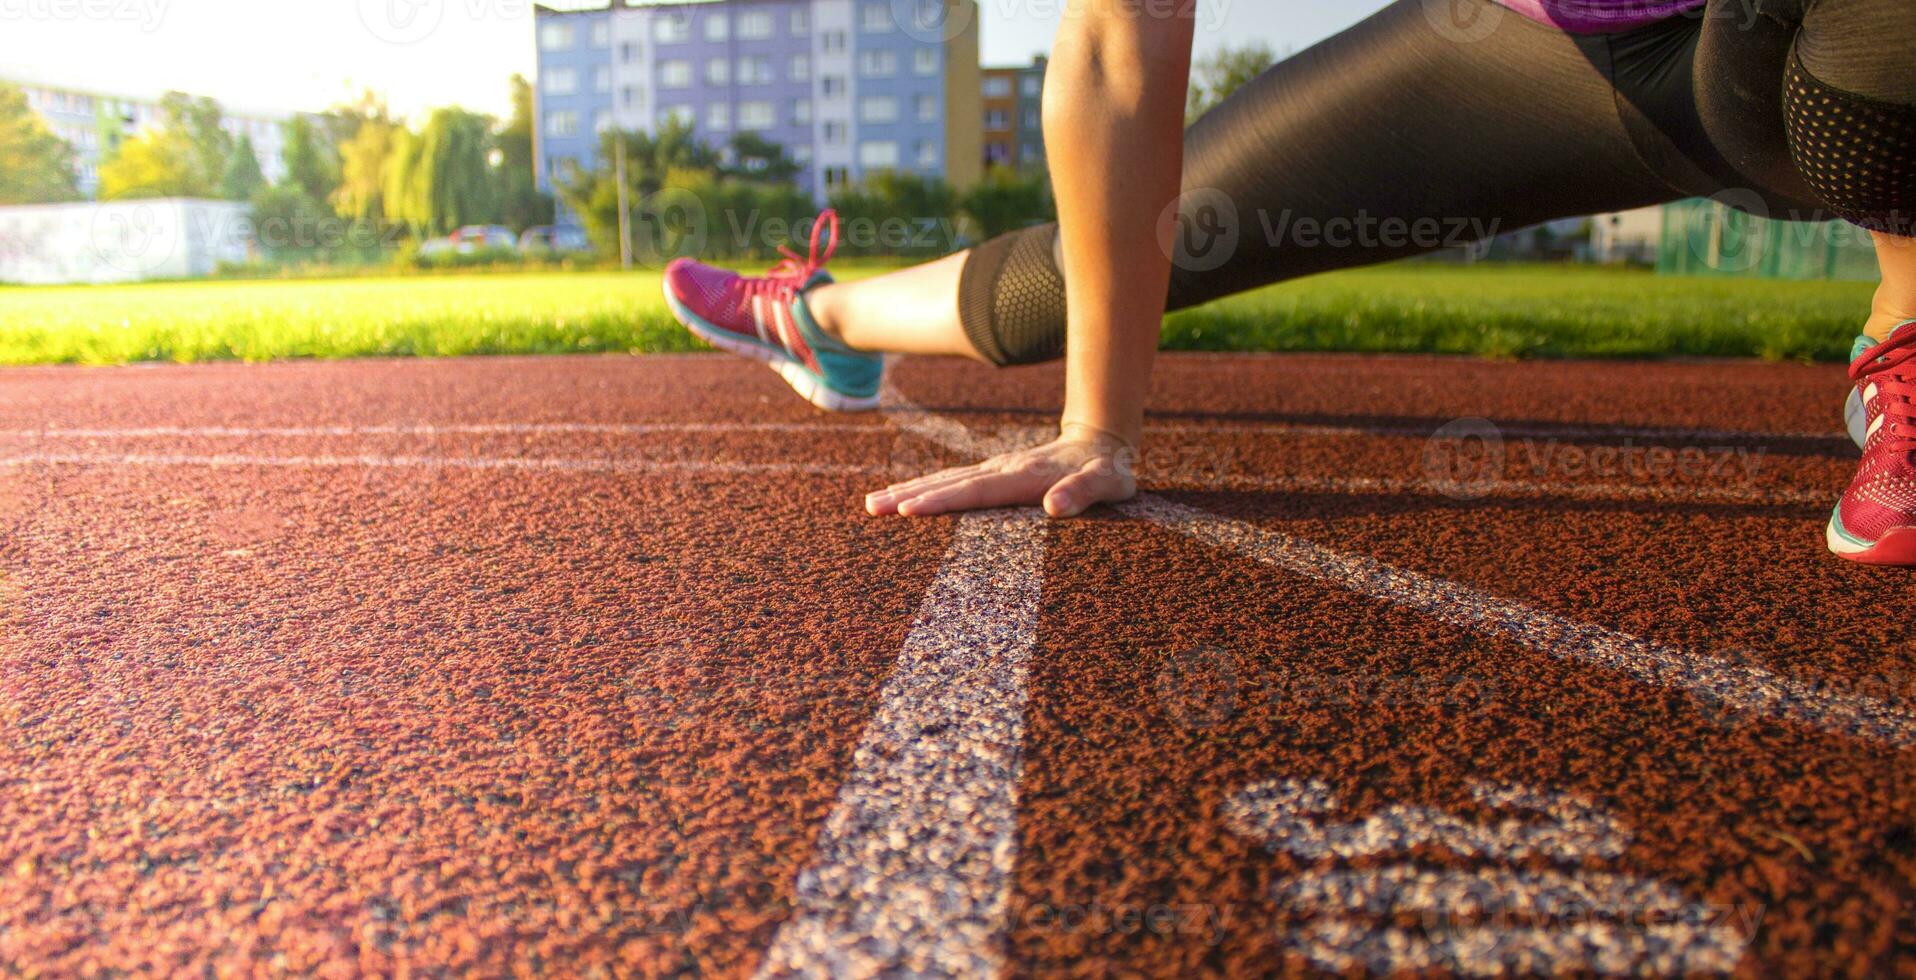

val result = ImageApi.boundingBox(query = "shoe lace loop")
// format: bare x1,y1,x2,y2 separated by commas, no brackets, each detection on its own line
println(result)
1852,329,1916,455
768,208,840,282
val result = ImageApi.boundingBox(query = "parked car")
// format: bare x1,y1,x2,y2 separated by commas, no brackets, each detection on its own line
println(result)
449,225,518,253
518,225,592,254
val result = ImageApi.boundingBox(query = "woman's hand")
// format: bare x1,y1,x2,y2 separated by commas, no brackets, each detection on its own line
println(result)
865,425,1138,519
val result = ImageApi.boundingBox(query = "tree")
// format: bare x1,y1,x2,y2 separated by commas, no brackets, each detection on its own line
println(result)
724,132,801,185
97,128,204,198
220,134,266,201
382,108,500,236
281,114,340,203
1187,42,1279,121
828,170,959,258
959,166,1053,241
555,121,723,251
0,83,80,204
332,93,399,222
493,74,552,232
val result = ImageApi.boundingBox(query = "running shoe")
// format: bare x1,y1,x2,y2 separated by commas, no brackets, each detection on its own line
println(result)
662,209,882,412
1828,319,1916,564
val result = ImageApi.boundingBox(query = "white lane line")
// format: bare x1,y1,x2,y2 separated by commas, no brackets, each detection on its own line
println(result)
882,384,1913,748
0,452,880,479
0,422,881,439
1123,494,1916,748
757,510,1047,979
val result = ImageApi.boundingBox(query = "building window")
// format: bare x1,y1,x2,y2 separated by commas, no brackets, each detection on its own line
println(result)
538,22,575,51
658,105,695,128
792,99,813,125
790,6,810,34
858,51,897,77
983,77,1012,98
824,166,850,188
622,86,643,108
823,121,847,144
985,143,1011,166
738,101,775,130
704,13,728,42
617,41,636,63
914,48,938,75
546,111,580,137
594,66,612,92
544,68,579,95
793,144,813,166
738,56,773,84
594,109,614,133
915,94,937,122
821,76,846,99
789,54,811,82
591,20,611,47
821,30,847,53
916,139,938,167
859,3,893,33
984,109,1009,131
1022,109,1039,129
706,59,731,85
1021,75,1042,97
859,140,899,168
859,96,898,124
659,60,692,88
653,13,690,43
708,103,731,130
738,10,773,39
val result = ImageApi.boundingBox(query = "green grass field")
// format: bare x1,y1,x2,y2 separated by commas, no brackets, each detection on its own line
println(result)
0,263,1877,366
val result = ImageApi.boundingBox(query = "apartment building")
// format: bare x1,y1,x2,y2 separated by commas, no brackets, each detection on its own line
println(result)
534,0,982,220
9,79,289,198
980,55,1043,172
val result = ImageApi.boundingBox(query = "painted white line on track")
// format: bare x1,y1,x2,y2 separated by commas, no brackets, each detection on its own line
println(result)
756,510,1047,978
0,452,881,479
1123,494,1916,748
882,383,1913,748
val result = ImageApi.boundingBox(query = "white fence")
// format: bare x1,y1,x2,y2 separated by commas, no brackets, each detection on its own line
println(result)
0,199,253,285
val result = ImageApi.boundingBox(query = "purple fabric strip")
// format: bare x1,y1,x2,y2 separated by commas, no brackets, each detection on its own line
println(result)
1493,0,1707,33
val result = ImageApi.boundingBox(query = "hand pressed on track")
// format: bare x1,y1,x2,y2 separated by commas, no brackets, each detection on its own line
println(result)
865,427,1138,519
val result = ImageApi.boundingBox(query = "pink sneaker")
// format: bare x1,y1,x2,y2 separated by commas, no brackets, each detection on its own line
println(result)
661,210,882,412
1829,320,1916,564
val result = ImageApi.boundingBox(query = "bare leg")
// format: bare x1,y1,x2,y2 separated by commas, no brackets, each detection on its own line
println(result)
1867,233,1916,342
804,251,983,361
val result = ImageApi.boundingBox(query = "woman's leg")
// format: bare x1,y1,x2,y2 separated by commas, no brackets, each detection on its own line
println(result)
1871,234,1916,341
801,0,1684,365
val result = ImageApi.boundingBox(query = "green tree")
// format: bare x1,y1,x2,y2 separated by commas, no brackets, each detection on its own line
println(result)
382,108,500,236
0,83,80,204
1187,42,1279,121
158,92,233,192
555,121,722,252
493,74,552,232
724,132,801,185
97,128,204,198
330,93,398,222
959,166,1053,241
281,114,340,203
828,170,959,258
220,134,266,201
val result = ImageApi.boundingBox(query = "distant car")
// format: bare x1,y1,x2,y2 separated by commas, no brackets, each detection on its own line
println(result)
448,225,518,253
416,237,456,258
518,226,592,254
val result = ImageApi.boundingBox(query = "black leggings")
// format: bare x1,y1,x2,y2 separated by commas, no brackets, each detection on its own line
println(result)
957,0,1916,367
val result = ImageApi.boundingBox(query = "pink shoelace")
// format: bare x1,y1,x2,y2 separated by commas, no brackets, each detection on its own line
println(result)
1854,328,1916,456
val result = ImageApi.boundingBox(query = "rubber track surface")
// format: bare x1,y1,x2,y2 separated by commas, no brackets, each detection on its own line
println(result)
0,353,1908,976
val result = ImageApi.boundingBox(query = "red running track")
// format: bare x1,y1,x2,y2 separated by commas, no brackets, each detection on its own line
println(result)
0,352,1908,976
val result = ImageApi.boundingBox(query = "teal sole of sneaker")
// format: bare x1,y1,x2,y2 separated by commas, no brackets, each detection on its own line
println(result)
1827,508,1916,565
662,280,882,413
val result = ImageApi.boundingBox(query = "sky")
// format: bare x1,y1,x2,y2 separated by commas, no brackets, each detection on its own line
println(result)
0,0,1389,120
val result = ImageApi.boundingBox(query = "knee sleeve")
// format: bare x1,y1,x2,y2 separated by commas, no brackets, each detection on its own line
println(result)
1785,55,1916,236
957,223,1068,367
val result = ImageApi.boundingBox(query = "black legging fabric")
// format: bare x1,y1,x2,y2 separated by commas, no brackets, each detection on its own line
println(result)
956,0,1916,367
